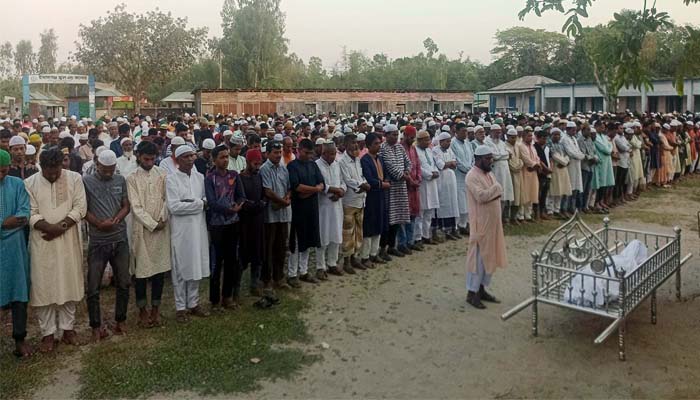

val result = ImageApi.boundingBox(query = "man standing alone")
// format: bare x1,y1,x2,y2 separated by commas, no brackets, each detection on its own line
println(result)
465,146,507,309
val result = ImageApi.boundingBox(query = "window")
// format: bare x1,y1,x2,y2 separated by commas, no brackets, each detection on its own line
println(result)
463,103,472,111
396,103,406,113
666,96,682,113
695,96,700,113
575,97,587,112
592,97,604,112
358,102,369,113
508,96,516,109
626,97,637,112
305,103,316,114
489,95,497,113
433,103,441,112
528,96,536,113
648,96,658,112
561,98,570,113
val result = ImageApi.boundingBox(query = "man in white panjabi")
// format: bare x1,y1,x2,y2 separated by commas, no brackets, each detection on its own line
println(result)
116,137,138,177
483,124,514,222
414,130,440,245
25,148,87,352
315,142,347,278
433,131,460,240
450,122,474,235
127,140,171,327
166,145,210,322
560,121,585,214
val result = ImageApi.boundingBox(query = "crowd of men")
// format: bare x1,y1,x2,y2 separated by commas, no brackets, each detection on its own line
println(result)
1,108,698,358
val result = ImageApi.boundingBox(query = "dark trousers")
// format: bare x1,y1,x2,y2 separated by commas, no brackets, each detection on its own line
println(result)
210,223,241,304
579,169,593,209
8,302,27,342
263,222,288,284
439,217,455,229
538,176,550,213
87,240,130,329
380,224,400,249
134,272,165,308
613,166,628,200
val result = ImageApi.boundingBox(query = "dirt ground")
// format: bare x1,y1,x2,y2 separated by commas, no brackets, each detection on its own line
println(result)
21,181,700,399
237,187,700,399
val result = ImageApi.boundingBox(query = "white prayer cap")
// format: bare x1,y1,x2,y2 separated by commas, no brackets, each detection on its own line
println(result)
474,145,492,156
437,132,451,141
60,116,67,122
145,116,152,122
70,115,77,120
428,120,437,127
441,125,451,132
483,121,492,128
467,127,475,133
98,150,118,166
357,133,366,141
566,121,576,128
223,130,233,137
273,133,284,141
141,121,149,129
95,146,108,157
202,138,216,150
474,125,484,132
9,136,25,147
516,126,524,132
625,128,634,134
467,121,475,127
25,144,36,155
506,129,518,137
687,121,694,126
166,131,176,139
175,145,195,158
333,130,343,138
490,124,501,131
58,131,71,139
171,136,186,146
120,137,133,145
383,124,398,133
301,118,309,123
230,136,244,146
662,123,671,130
315,138,326,145
670,119,681,127
506,125,515,131
32,118,38,124
79,134,88,141
534,126,543,132
551,128,562,135
343,126,353,134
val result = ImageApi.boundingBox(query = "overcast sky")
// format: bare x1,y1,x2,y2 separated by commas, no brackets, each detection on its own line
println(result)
4,0,699,68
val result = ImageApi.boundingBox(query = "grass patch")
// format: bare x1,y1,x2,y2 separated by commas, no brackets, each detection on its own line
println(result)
78,290,318,399
0,338,69,400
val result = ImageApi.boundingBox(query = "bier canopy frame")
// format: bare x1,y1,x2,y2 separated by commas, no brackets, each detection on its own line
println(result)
501,211,692,361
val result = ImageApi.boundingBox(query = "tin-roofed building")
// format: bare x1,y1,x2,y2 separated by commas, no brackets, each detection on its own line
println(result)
476,75,561,114
193,88,475,116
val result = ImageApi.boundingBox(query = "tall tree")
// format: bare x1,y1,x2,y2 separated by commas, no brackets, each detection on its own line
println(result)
423,37,439,58
0,42,13,79
74,4,207,112
491,27,574,78
37,29,58,73
14,40,35,77
220,0,289,87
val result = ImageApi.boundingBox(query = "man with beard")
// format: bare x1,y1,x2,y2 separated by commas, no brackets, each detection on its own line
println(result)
465,145,506,309
126,141,171,328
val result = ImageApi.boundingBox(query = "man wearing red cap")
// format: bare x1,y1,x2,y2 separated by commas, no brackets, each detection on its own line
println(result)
398,125,423,253
239,149,267,297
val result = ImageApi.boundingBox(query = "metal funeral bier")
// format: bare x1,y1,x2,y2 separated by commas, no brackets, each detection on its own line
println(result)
501,212,692,361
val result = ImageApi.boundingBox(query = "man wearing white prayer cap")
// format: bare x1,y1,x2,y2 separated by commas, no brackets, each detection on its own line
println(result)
166,140,210,321
464,144,506,309
82,147,131,340
117,137,137,177
159,136,186,175
8,135,36,180
194,138,216,175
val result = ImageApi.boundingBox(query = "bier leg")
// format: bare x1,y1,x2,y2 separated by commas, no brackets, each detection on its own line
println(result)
531,300,538,337
651,290,657,325
618,319,626,361
676,270,682,301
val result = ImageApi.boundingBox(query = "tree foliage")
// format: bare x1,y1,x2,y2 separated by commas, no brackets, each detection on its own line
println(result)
0,42,13,79
37,29,58,74
73,4,207,111
14,40,35,77
220,0,289,87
